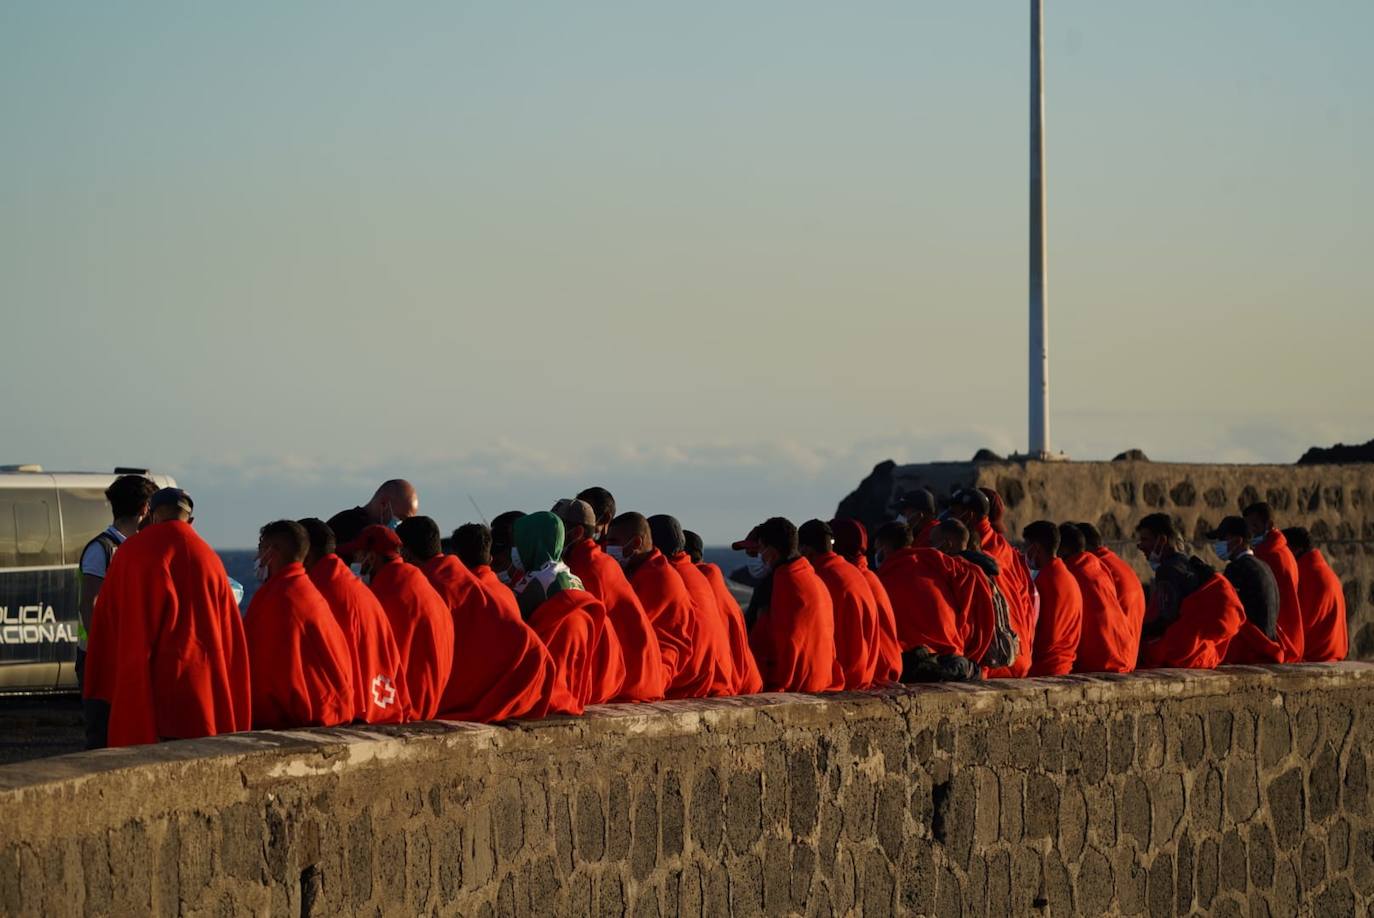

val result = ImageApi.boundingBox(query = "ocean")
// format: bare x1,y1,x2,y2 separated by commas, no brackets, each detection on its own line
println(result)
218,546,752,610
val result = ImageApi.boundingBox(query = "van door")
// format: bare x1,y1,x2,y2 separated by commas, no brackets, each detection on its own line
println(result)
0,485,70,691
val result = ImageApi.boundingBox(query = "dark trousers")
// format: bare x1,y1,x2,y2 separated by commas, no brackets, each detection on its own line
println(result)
76,649,110,750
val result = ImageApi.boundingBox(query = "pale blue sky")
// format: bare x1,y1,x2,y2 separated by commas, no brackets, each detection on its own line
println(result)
2,2,1370,546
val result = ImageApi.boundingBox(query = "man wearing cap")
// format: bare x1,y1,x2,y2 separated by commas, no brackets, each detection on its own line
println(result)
300,517,410,724
872,522,979,661
344,525,455,720
797,520,882,689
1283,526,1348,662
1135,514,1244,669
896,490,940,548
400,516,564,721
1056,523,1134,674
607,512,708,698
829,520,902,683
327,480,420,562
1076,522,1147,663
745,517,843,693
243,520,355,729
1209,516,1285,664
650,514,734,697
1021,521,1081,676
83,488,252,747
1242,502,1305,662
511,512,620,712
558,499,665,702
948,488,1036,677
686,530,763,695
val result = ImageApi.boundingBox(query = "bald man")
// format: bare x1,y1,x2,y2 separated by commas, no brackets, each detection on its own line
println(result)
328,480,420,561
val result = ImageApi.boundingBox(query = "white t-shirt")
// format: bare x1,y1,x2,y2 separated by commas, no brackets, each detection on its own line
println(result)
80,526,127,579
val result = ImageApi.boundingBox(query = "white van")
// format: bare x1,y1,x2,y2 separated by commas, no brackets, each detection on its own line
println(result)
0,465,176,693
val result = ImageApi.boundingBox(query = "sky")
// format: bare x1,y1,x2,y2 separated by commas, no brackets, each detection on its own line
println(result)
2,2,1371,547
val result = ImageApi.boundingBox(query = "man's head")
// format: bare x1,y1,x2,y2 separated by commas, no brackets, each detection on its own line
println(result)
683,530,705,564
1243,502,1274,540
896,489,937,528
366,480,419,527
1021,520,1060,571
606,512,652,565
1206,516,1251,563
873,520,912,564
979,487,1007,534
490,510,527,574
1135,512,1181,566
1057,522,1087,559
340,524,402,579
1282,526,1313,558
1075,521,1104,551
930,518,971,556
754,517,799,570
396,516,444,564
576,486,616,540
552,498,597,546
257,519,309,579
947,488,991,529
147,488,194,525
106,475,157,524
451,523,493,570
647,514,686,557
829,519,868,563
296,517,336,568
796,519,834,560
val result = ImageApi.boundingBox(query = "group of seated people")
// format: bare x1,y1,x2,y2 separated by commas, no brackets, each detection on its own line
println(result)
80,478,1350,749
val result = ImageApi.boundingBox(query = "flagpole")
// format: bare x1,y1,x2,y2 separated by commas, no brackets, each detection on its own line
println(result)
1028,0,1050,459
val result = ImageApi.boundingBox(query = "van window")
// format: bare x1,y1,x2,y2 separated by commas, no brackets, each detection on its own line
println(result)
60,488,112,564
0,489,62,567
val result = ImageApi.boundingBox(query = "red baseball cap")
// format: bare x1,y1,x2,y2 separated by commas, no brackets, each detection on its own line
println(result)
730,526,760,552
340,524,401,558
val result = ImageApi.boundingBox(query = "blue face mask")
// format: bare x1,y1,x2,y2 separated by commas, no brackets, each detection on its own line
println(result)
386,517,401,530
1251,535,1264,547
1213,541,1232,562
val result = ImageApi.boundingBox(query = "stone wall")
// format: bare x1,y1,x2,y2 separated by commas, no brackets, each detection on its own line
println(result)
2,664,1372,917
836,459,1374,659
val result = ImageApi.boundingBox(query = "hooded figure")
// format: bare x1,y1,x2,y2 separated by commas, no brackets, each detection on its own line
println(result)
1085,536,1147,663
514,512,625,709
831,520,902,683
686,533,764,695
346,526,455,721
1286,527,1348,663
83,518,252,747
1249,525,1305,662
650,514,735,697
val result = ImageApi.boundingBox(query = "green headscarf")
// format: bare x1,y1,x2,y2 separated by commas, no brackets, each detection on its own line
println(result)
513,511,582,596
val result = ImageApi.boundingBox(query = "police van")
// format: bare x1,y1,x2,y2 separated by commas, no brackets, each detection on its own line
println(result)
0,465,176,693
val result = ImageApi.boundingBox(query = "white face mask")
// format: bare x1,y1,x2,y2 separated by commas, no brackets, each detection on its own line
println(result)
604,544,625,564
1029,567,1041,581
510,547,524,570
253,556,270,583
349,561,364,578
1213,541,1232,562
747,554,770,578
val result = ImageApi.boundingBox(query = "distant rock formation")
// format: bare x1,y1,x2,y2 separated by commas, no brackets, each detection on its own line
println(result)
1297,438,1374,465
971,448,1004,463
1113,449,1150,462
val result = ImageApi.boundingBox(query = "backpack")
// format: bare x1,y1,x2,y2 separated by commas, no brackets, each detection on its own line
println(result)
979,579,1020,671
76,531,121,642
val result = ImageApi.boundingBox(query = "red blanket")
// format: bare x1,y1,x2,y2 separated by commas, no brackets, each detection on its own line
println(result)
566,538,666,701
526,589,613,714
1255,529,1305,662
419,555,561,722
1297,549,1348,662
84,521,251,746
244,563,354,729
810,552,882,689
668,553,735,697
1064,553,1134,674
877,548,966,658
1140,574,1243,670
309,555,410,723
749,558,843,693
368,559,455,721
1091,547,1146,663
629,550,707,698
1028,558,1082,676
697,561,764,694
853,556,903,682
977,521,1037,678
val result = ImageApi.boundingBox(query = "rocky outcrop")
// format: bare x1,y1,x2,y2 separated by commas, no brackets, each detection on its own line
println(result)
1299,439,1374,465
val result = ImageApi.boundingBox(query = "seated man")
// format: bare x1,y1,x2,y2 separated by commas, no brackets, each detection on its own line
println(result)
300,518,409,724
1076,521,1146,662
400,516,563,722
1283,526,1348,662
947,489,1035,677
1057,523,1133,674
744,517,843,693
345,525,455,721
1021,521,1081,676
685,530,763,694
452,523,523,620
84,488,251,747
244,520,354,729
872,522,967,659
798,519,882,689
1243,502,1304,661
559,499,666,702
896,489,940,547
829,520,902,683
650,514,734,697
512,512,619,713
1135,514,1243,669
1208,516,1284,664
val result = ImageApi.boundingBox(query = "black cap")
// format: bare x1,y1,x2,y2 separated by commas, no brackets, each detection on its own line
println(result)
148,487,193,515
897,489,937,514
1206,516,1249,540
949,488,990,518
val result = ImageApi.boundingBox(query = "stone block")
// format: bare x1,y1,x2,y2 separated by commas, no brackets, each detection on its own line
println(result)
999,771,1024,844
688,768,723,856
1247,823,1275,890
1308,743,1341,824
1010,847,1042,916
841,772,875,843
787,749,819,839
1110,714,1137,774
606,776,632,862
1196,836,1219,910
1219,830,1247,894
875,779,908,861
1112,846,1147,916
1345,747,1369,816
1175,833,1195,915
858,846,895,915
1258,706,1291,769
725,770,761,856
1023,772,1059,840
630,787,659,880
1179,714,1206,768
1209,709,1234,757
1225,760,1260,823
1312,877,1355,917
1265,769,1306,851
1150,773,1185,847
1191,767,1224,834
662,771,684,859
1077,847,1113,915
1146,852,1173,918
1121,776,1151,848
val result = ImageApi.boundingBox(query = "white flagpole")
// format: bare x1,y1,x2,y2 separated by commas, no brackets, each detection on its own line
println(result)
1029,0,1050,458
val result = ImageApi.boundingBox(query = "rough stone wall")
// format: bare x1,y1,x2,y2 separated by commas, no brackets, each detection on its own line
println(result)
837,460,1374,659
2,664,1372,917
